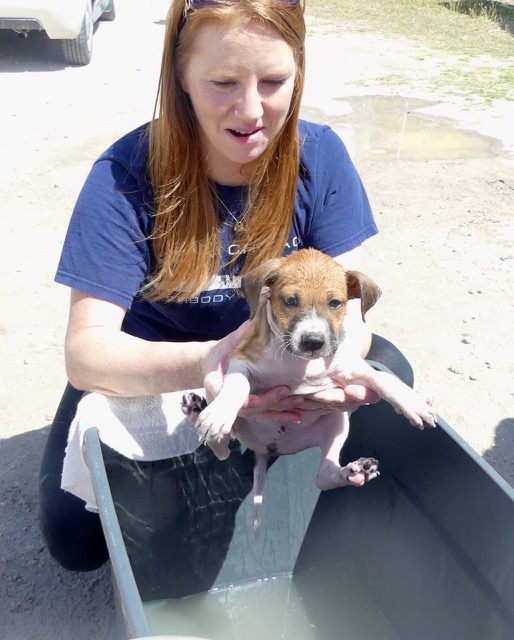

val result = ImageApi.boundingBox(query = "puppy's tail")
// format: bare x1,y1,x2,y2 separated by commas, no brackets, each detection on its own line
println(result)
253,454,268,540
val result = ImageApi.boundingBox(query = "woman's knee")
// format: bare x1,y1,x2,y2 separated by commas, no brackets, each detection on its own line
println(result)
39,383,108,571
39,492,108,571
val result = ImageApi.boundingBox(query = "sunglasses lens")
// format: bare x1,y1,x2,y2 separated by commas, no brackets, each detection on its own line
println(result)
189,0,300,9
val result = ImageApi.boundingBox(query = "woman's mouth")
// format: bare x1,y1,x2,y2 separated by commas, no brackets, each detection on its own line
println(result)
228,127,263,141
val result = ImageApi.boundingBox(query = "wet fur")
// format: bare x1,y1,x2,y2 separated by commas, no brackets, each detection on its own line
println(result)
185,249,436,536
234,250,380,364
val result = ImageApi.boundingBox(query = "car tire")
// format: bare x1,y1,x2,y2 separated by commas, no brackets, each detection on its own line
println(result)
61,0,94,66
99,0,116,22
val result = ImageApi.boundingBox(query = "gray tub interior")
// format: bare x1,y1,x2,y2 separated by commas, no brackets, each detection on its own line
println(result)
84,369,514,640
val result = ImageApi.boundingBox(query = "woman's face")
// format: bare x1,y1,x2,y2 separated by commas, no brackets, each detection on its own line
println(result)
180,19,296,185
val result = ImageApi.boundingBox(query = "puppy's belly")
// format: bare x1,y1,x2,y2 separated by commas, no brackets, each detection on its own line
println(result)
250,361,337,395
233,412,338,456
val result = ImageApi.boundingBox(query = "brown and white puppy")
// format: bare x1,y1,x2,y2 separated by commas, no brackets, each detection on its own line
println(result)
183,249,436,534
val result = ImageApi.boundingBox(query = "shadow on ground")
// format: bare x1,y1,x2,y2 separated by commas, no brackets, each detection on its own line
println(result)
483,417,514,488
0,24,103,72
0,427,115,640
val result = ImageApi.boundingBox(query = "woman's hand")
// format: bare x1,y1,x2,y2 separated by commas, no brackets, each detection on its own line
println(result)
202,322,298,423
241,384,380,423
203,322,379,424
293,385,380,413
201,320,252,394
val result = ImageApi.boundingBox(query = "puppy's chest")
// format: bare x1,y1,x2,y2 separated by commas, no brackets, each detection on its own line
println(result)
246,353,338,394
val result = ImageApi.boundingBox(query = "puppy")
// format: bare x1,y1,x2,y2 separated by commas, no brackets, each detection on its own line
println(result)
183,249,436,534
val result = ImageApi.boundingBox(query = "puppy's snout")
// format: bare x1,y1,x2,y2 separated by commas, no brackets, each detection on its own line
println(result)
300,332,326,353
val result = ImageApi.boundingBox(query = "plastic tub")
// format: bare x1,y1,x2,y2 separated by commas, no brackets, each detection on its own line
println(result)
83,362,514,640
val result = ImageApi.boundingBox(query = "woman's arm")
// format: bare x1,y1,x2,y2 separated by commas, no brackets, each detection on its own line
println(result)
65,246,376,410
65,289,242,396
65,289,291,414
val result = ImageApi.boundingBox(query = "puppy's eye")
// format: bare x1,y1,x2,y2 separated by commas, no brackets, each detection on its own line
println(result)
283,295,299,307
328,299,343,309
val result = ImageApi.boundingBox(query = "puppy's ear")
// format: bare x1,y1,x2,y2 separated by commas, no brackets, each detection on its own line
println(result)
346,271,382,321
241,259,282,318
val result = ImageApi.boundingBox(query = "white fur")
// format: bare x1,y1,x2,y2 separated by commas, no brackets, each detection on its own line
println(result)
196,320,436,475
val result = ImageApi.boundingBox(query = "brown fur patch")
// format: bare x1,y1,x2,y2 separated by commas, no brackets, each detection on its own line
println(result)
234,249,381,361
266,250,350,338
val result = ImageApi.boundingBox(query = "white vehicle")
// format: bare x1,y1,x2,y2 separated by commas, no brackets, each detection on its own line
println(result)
0,0,116,65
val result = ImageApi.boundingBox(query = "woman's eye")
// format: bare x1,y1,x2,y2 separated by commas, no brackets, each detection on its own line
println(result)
328,299,343,310
212,80,236,88
263,78,286,87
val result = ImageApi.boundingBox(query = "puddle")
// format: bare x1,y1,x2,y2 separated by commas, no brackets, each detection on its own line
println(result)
301,95,504,161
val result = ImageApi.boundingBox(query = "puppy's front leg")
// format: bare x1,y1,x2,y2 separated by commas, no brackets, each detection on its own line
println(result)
196,359,251,459
344,360,437,429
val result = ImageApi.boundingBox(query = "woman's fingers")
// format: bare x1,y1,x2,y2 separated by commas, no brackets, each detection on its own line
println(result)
304,385,380,408
203,321,252,397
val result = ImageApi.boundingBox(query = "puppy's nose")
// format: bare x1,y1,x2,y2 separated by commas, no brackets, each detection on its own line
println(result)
300,332,325,352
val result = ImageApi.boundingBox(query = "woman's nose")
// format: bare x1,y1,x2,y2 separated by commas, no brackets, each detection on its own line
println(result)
234,85,264,121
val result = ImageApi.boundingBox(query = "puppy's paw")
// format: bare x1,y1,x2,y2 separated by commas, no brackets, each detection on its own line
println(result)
416,400,437,430
345,457,380,486
405,400,437,430
390,389,437,430
181,392,207,425
195,401,238,448
315,457,379,490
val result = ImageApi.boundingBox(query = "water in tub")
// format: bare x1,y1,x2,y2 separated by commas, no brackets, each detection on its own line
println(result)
143,562,399,639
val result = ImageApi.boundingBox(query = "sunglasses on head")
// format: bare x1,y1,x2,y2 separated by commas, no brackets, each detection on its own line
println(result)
183,0,300,15
178,0,301,35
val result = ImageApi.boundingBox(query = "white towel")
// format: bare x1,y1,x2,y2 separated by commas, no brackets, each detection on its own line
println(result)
61,391,202,511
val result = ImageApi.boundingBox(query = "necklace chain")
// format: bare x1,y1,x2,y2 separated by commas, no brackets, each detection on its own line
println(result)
214,189,247,230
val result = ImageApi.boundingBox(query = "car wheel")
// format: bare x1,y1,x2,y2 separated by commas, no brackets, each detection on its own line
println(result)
100,0,116,22
61,0,94,66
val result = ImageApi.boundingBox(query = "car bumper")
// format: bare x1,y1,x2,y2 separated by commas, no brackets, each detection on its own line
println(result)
0,0,88,38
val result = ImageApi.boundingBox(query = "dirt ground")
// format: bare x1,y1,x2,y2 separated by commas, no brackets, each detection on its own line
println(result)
0,2,512,638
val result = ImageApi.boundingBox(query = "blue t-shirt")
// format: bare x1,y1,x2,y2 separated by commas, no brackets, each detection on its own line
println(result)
56,120,377,342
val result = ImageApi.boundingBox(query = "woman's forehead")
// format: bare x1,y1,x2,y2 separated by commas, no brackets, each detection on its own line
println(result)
193,17,284,45
186,19,295,69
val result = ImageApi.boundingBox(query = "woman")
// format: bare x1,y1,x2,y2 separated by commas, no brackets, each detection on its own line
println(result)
39,0,411,576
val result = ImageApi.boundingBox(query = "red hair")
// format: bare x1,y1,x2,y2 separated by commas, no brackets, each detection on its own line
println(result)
145,0,306,302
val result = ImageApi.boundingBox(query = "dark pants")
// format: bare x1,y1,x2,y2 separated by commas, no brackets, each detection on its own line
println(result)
38,334,413,572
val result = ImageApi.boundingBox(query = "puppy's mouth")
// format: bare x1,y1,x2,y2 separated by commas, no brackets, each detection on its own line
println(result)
285,333,338,360
288,348,323,360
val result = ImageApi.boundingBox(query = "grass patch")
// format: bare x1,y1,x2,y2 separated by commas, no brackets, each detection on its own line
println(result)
306,0,514,58
351,73,413,87
447,0,514,36
306,0,514,101
435,63,514,101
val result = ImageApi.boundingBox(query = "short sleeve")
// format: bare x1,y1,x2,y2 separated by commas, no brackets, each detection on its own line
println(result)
55,157,153,309
295,123,378,256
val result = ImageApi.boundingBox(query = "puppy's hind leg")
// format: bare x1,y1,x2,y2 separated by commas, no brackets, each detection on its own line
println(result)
252,453,268,540
315,413,379,490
